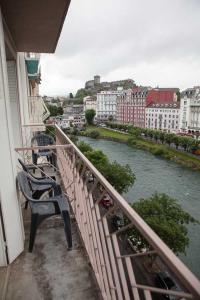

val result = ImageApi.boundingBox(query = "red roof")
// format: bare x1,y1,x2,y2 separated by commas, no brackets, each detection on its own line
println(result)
146,89,175,106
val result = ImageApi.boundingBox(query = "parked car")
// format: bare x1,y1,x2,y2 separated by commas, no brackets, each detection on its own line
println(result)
100,195,112,208
155,272,184,300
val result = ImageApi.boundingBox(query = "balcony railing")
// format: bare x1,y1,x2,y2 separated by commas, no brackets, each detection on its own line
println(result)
28,96,50,125
16,124,200,300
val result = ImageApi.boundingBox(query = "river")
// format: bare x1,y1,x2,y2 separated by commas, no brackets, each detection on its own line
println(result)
79,136,200,278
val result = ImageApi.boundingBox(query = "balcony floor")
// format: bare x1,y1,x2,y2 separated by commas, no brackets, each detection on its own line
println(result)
1,207,99,300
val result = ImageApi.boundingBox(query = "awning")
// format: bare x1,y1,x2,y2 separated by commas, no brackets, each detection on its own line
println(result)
0,0,71,53
25,58,39,78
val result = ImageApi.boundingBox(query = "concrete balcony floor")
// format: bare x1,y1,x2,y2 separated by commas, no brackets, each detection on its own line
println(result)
0,183,99,300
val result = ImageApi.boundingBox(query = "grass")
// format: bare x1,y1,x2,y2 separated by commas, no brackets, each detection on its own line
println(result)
81,126,200,170
85,126,131,141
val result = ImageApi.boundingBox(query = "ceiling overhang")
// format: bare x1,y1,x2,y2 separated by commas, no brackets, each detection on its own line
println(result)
0,0,71,53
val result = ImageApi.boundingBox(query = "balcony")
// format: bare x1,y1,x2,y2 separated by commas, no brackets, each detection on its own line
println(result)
28,96,50,129
3,124,200,299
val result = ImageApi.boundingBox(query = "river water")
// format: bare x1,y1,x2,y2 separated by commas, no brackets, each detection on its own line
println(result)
79,137,200,278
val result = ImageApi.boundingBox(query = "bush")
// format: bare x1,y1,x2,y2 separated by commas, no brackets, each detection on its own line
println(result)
152,148,165,156
127,137,137,146
89,130,100,139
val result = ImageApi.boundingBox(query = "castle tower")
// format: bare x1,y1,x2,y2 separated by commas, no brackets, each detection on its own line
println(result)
94,75,100,85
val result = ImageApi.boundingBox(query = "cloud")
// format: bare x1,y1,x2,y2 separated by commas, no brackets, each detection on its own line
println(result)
40,0,200,95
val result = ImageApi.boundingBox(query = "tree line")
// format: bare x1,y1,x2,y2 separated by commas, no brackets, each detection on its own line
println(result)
106,122,200,153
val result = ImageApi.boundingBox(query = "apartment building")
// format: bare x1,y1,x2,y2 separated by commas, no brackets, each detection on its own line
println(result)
0,3,200,300
96,89,123,121
0,1,70,266
146,102,180,132
179,87,200,134
117,88,178,128
83,95,97,112
117,87,149,127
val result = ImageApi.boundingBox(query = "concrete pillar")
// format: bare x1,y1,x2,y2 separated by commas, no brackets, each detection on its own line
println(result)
0,9,24,266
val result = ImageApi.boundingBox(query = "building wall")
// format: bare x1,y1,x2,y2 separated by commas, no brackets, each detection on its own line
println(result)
97,90,122,120
83,96,97,112
179,88,200,133
0,9,24,266
117,88,147,127
146,105,180,132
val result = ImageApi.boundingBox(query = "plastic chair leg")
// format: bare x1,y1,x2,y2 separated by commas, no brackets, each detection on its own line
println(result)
61,210,72,250
29,213,39,252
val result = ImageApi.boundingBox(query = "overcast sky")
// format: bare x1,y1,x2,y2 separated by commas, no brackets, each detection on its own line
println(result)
40,0,200,96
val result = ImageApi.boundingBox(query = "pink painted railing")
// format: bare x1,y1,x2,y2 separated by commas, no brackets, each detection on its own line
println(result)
55,125,200,300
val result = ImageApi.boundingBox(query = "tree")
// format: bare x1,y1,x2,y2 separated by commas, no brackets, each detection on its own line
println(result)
89,130,100,139
164,133,174,146
77,141,135,194
153,130,160,142
85,109,96,125
57,106,64,115
159,131,165,144
69,92,74,99
179,136,190,151
172,135,180,149
129,193,198,254
47,104,63,117
108,115,114,122
101,161,135,194
75,88,92,100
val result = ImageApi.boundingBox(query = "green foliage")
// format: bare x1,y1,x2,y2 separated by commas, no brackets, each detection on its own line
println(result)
164,133,175,146
69,93,73,99
75,88,92,100
77,141,135,194
108,115,114,121
78,141,93,153
129,193,199,254
69,135,78,144
47,104,63,117
101,162,135,194
85,109,96,125
129,127,141,138
89,130,100,139
85,150,109,169
127,137,137,146
152,148,166,156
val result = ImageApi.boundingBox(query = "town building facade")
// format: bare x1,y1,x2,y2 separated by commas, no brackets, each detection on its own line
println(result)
116,87,149,127
117,88,179,128
179,87,200,134
96,89,123,121
146,102,180,132
83,96,97,112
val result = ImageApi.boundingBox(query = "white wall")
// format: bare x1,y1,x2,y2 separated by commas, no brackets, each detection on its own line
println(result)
0,9,24,266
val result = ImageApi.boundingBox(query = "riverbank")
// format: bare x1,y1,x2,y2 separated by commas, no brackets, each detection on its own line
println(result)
80,127,200,171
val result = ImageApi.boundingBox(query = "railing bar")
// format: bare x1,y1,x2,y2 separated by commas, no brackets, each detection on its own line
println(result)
112,223,133,235
95,204,117,300
112,234,131,300
87,189,112,299
144,290,152,300
132,284,193,299
125,257,140,300
82,184,107,296
75,173,93,260
55,125,200,299
102,217,124,300
119,250,157,259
